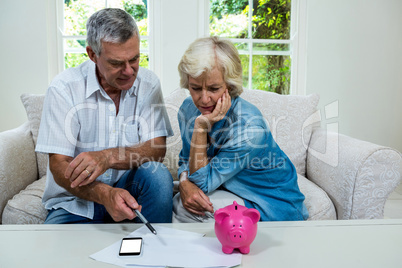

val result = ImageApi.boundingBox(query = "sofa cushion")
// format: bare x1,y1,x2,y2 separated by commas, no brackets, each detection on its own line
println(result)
297,174,336,220
241,89,320,176
2,176,48,224
0,122,38,224
172,173,336,220
20,94,48,179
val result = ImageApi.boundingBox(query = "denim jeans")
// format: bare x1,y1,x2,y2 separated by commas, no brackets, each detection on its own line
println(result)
44,161,173,224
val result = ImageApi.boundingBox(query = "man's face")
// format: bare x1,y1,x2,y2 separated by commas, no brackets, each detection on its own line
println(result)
88,35,140,92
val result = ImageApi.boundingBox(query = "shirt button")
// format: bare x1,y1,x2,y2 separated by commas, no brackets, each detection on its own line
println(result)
109,105,115,112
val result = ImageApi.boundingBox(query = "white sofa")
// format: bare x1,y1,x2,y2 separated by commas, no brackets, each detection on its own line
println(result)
1,88,401,224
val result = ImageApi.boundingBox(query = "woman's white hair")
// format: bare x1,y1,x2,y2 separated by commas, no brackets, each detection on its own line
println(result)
178,36,243,97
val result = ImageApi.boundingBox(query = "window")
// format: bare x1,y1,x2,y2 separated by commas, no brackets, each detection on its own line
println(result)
54,0,306,95
210,0,299,94
60,0,149,69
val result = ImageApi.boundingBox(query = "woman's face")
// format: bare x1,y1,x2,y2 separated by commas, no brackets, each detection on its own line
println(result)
188,68,228,115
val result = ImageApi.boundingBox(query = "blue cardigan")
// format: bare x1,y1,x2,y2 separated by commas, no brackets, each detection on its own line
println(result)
177,96,309,221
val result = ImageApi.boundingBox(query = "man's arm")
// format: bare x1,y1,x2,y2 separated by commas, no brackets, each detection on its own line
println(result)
66,136,166,188
49,154,139,222
107,136,167,169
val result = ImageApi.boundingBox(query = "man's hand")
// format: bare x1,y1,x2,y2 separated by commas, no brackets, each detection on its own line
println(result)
49,153,141,222
102,187,141,222
64,151,110,188
179,175,213,216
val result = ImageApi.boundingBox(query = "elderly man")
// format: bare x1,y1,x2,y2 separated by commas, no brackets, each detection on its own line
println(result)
36,8,173,224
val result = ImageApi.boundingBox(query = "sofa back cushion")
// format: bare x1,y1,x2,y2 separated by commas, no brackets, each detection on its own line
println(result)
163,88,320,179
163,88,190,180
241,89,320,176
20,94,48,179
21,88,320,180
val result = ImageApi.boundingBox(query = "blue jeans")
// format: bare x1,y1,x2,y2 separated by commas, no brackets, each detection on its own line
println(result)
44,162,173,224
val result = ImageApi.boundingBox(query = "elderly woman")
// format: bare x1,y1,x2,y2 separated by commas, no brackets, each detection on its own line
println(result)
173,36,308,222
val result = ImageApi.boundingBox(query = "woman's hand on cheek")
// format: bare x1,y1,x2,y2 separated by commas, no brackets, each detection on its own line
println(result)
208,89,231,124
196,89,231,130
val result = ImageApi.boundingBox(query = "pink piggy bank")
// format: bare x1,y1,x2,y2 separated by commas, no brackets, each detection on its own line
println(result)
214,201,260,254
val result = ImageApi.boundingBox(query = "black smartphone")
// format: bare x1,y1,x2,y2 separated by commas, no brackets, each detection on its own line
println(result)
119,237,143,256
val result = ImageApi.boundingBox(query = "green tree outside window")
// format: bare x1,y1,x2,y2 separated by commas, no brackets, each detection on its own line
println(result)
64,0,149,69
210,0,291,94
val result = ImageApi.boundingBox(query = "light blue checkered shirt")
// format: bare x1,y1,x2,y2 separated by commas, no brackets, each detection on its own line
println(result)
36,60,173,219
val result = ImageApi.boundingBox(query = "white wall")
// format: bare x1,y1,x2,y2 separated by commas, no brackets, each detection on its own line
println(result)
151,0,205,96
0,0,50,132
0,0,201,132
306,0,402,152
0,0,401,152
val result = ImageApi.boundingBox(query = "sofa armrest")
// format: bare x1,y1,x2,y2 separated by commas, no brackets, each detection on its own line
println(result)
306,128,402,220
0,122,38,222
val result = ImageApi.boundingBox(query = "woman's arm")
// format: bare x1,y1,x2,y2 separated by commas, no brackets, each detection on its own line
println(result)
189,125,267,193
189,121,209,174
178,91,230,215
189,90,231,174
178,171,213,215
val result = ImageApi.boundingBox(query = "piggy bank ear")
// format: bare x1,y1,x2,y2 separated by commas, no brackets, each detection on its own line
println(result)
214,209,230,224
243,208,260,224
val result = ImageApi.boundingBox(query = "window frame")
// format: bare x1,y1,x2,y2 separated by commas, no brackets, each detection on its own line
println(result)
50,0,307,95
205,0,307,95
54,0,150,73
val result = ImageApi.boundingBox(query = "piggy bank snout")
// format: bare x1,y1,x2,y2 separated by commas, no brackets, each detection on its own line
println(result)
229,230,246,243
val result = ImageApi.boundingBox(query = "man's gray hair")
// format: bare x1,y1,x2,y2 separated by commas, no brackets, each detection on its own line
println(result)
86,8,139,56
178,36,243,98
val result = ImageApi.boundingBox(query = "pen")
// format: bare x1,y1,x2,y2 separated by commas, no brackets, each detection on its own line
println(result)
134,209,157,235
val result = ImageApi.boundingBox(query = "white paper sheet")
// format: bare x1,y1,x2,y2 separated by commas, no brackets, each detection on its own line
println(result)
90,225,242,268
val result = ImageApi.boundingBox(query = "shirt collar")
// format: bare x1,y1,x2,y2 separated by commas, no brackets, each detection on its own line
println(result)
131,76,140,96
85,60,139,99
85,61,100,99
